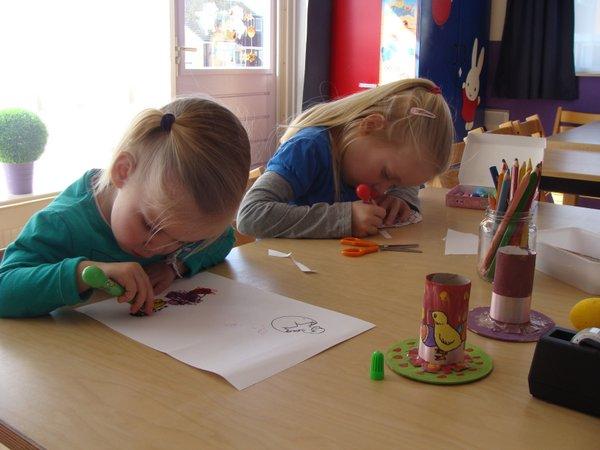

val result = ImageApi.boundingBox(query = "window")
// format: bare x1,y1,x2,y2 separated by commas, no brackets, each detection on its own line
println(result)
183,0,271,70
0,1,171,199
574,0,600,75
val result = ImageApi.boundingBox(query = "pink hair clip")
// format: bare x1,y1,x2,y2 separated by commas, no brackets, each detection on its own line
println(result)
429,85,442,94
409,107,437,119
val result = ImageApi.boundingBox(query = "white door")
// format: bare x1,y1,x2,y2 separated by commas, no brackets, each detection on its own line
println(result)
174,0,277,166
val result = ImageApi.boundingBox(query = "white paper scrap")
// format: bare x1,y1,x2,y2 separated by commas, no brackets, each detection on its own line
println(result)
379,229,392,239
268,249,316,273
444,229,479,255
77,272,374,390
292,259,315,273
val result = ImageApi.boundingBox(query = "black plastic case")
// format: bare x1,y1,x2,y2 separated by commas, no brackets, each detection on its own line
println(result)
528,327,600,417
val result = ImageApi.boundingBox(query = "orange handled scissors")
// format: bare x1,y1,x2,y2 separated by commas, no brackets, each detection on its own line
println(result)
340,237,421,257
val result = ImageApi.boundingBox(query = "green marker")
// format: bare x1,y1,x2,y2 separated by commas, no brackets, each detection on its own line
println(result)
370,350,384,380
82,265,125,297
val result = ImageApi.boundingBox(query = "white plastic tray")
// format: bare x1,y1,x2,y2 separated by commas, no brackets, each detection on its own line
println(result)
536,227,600,294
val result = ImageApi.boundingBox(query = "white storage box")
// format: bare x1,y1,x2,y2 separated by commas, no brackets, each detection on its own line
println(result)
447,133,545,210
536,227,600,294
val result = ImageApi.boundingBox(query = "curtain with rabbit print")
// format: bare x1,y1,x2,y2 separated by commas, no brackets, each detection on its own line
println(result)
494,0,578,99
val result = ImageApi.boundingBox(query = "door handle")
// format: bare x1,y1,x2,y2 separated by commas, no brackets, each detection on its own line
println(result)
176,46,197,52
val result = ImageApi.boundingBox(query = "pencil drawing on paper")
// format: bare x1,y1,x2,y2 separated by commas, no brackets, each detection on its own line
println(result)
271,316,325,334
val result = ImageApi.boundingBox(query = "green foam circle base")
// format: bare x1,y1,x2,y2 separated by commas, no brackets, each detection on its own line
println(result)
385,338,493,385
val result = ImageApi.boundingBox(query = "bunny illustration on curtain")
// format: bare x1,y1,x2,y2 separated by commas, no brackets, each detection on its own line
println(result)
461,38,484,130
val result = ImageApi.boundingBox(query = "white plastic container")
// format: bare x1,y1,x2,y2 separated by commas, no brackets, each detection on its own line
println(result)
446,133,545,210
536,227,600,294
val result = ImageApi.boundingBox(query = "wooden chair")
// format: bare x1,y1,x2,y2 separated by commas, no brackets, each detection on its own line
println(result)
0,194,57,252
553,107,600,134
429,141,465,189
495,115,550,201
234,166,265,246
489,121,519,135
467,126,485,135
513,114,545,138
247,166,264,189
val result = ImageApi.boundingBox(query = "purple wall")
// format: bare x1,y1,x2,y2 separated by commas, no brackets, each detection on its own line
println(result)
485,41,600,135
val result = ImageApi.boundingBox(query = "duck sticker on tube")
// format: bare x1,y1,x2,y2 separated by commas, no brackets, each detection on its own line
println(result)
419,273,471,365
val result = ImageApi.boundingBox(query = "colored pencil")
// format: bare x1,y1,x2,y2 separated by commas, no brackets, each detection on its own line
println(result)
509,169,532,245
496,172,511,215
489,165,499,190
510,159,519,201
496,170,505,209
519,161,526,182
518,163,542,247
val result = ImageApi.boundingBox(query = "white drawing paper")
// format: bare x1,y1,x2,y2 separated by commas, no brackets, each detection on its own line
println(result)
444,229,479,255
78,272,373,390
380,210,423,229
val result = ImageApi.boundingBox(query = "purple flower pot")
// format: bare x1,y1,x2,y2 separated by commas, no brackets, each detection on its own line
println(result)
2,162,34,195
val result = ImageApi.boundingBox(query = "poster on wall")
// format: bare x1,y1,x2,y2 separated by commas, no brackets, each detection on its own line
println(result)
379,0,418,84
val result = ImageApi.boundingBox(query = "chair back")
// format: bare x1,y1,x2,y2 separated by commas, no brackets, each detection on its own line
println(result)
489,121,519,135
467,127,484,135
430,141,465,189
0,194,57,251
553,107,600,134
514,114,545,137
247,166,264,189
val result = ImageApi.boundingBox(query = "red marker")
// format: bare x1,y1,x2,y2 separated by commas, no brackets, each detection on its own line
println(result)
356,184,380,205
356,184,373,202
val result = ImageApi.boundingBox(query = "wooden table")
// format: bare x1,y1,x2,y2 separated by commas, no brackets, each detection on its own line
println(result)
1,189,598,449
546,121,600,152
542,121,600,198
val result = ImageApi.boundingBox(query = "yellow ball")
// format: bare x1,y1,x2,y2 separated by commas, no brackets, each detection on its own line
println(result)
569,297,600,330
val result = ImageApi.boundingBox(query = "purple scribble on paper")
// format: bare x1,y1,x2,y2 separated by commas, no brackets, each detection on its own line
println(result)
165,287,216,305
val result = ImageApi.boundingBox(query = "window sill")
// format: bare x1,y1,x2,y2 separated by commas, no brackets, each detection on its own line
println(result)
0,191,60,207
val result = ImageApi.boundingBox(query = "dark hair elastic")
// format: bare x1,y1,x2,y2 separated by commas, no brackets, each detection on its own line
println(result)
160,113,176,132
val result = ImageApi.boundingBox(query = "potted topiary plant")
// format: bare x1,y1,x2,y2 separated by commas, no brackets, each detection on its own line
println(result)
0,108,48,195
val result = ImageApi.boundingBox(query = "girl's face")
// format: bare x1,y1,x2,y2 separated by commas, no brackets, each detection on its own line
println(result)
341,134,438,196
106,155,233,258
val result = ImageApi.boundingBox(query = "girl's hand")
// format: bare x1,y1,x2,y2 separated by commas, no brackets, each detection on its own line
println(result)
377,195,412,226
144,262,177,296
78,261,155,315
351,201,386,237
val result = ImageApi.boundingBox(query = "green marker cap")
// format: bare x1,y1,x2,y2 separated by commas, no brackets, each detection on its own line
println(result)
82,265,125,297
370,350,384,380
